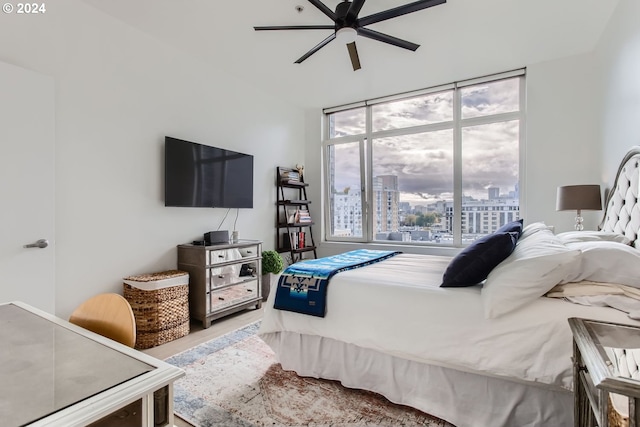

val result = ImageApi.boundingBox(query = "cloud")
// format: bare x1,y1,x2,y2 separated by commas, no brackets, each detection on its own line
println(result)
327,76,521,204
461,78,520,118
372,91,453,130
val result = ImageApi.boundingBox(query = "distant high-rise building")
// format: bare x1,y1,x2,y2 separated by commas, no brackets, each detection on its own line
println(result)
332,188,363,237
488,187,500,200
444,190,520,235
373,175,399,233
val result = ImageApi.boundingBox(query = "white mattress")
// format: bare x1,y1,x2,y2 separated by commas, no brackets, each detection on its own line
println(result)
259,253,640,391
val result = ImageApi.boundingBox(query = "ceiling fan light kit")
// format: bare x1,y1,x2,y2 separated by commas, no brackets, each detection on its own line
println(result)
336,27,357,44
254,0,447,71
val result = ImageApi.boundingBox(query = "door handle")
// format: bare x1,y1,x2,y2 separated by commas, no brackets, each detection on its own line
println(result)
24,239,49,249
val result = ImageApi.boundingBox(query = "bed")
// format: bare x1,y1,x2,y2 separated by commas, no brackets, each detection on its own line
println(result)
258,146,640,427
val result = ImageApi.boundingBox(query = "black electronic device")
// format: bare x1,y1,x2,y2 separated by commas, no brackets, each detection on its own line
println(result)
204,230,229,245
164,136,254,208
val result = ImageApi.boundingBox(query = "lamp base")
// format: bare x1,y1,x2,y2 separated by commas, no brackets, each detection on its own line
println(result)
574,209,584,231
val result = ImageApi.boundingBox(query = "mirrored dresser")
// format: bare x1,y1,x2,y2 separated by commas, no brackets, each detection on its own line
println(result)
569,317,640,427
178,239,263,328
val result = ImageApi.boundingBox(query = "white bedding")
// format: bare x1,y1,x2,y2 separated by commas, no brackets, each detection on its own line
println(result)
259,253,640,391
548,281,640,319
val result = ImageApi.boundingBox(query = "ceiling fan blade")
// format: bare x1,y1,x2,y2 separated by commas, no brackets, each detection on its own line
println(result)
307,0,337,22
346,0,366,23
358,0,445,27
357,27,419,51
295,33,336,64
347,42,361,71
254,25,335,31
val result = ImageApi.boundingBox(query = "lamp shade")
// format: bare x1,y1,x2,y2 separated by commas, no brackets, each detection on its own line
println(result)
556,185,602,211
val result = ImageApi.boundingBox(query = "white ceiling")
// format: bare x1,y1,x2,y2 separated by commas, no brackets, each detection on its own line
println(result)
82,0,618,109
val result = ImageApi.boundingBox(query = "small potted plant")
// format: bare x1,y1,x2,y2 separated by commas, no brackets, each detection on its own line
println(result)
261,250,284,301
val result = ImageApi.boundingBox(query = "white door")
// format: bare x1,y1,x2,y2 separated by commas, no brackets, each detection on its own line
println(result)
0,60,55,313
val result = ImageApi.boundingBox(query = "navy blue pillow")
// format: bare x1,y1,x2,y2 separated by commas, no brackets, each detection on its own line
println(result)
496,219,524,238
441,231,519,287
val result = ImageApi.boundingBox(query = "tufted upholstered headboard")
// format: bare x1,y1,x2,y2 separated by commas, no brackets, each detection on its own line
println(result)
599,146,640,247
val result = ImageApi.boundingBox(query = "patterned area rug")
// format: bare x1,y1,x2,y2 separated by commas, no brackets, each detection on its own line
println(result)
165,322,453,427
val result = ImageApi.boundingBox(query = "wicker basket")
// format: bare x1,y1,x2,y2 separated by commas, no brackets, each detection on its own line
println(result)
123,270,190,350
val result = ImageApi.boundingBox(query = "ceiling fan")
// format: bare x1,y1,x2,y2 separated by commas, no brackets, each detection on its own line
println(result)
254,0,446,71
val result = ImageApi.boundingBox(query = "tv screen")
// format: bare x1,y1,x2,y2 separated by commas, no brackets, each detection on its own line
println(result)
164,136,254,208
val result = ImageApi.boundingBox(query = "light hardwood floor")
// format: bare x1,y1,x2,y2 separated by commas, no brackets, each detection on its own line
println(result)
142,307,264,427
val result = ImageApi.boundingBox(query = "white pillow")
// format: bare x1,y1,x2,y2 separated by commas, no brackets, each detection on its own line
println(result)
557,231,631,245
562,241,640,287
519,222,554,240
482,228,581,318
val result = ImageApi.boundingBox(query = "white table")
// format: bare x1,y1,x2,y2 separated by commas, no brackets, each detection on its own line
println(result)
0,301,185,427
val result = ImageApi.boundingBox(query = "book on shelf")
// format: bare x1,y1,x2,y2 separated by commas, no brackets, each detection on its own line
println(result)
282,232,290,250
282,231,305,250
284,208,312,224
280,169,300,183
283,232,298,250
297,208,312,223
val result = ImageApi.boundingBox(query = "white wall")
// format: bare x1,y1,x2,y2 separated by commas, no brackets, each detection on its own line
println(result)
0,0,304,318
594,0,640,180
505,0,640,231
526,54,602,232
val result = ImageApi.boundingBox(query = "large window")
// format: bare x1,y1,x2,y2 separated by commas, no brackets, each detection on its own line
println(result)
323,70,525,246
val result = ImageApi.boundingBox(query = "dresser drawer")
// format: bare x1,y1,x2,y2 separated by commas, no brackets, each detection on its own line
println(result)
207,249,228,265
239,245,260,258
206,248,245,265
207,280,258,313
209,271,233,289
207,262,242,288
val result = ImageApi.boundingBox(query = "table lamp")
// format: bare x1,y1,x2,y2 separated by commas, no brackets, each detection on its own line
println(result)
556,184,602,230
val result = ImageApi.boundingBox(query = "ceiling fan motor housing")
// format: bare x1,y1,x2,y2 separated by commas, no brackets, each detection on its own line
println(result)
335,1,355,30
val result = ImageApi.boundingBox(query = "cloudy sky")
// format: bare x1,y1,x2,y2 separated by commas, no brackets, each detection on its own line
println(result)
328,77,520,205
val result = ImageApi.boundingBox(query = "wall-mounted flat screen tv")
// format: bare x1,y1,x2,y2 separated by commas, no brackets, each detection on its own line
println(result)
164,136,253,208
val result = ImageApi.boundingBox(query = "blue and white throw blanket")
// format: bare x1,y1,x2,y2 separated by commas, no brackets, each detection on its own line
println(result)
274,249,401,317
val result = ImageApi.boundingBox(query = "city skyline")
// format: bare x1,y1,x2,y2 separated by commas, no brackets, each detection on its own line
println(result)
330,171,520,240
334,178,519,207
